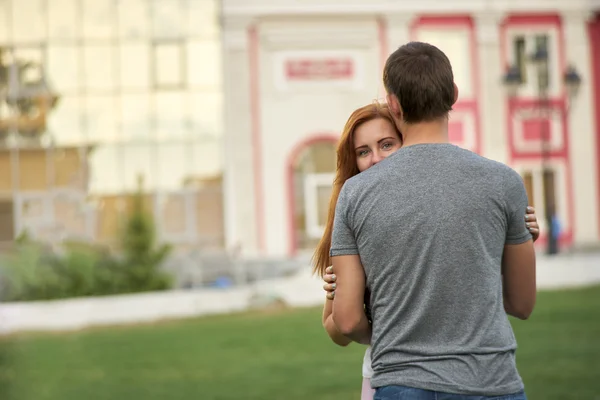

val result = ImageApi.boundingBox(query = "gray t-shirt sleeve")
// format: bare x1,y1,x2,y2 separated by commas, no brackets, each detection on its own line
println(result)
330,183,359,257
504,169,533,245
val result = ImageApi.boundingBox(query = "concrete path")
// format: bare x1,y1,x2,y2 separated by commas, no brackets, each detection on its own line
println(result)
535,251,600,289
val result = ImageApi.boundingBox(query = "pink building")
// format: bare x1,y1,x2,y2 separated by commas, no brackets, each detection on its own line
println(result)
221,0,600,258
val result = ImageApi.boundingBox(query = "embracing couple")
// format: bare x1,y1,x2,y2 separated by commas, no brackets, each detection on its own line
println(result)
313,42,537,400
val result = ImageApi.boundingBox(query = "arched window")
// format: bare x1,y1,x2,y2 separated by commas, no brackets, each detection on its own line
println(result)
290,140,336,253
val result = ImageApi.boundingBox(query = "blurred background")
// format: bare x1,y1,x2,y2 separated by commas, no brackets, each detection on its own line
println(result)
0,0,599,399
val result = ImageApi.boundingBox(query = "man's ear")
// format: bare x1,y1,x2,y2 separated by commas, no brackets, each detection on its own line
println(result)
453,83,459,105
386,94,402,119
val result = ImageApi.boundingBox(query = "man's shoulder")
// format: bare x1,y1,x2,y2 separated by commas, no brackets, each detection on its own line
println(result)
463,151,515,175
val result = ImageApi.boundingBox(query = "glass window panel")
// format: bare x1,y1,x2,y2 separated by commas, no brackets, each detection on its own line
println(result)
535,34,550,90
187,40,221,88
187,0,219,38
155,91,188,139
48,0,78,40
190,140,222,178
83,45,116,92
316,185,332,227
13,46,44,83
417,28,472,99
152,0,184,39
118,0,150,39
47,95,83,145
154,42,184,88
89,144,121,194
121,94,152,141
82,0,115,40
513,36,527,84
0,0,10,43
156,143,187,190
12,0,45,43
122,143,156,192
189,92,222,137
543,169,556,213
47,45,80,93
522,171,535,209
119,43,150,90
84,96,118,143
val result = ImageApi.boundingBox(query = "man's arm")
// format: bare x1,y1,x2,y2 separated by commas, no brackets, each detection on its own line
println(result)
502,242,536,319
502,169,537,320
331,254,371,345
322,297,352,346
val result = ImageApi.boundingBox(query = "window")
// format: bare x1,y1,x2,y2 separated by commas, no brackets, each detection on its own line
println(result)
0,200,15,241
85,96,118,143
535,35,550,90
187,0,219,39
118,0,149,39
48,0,77,40
83,45,116,93
47,45,80,93
120,94,152,141
542,169,556,216
522,171,535,208
291,141,337,250
187,40,221,88
0,1,9,43
122,143,157,192
155,91,188,138
304,173,335,239
152,0,184,39
517,165,565,232
12,0,45,43
153,42,185,89
119,43,151,90
510,32,554,94
513,36,527,84
82,0,115,40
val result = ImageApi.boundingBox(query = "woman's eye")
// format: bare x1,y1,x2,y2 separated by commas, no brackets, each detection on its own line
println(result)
358,150,369,157
382,142,393,149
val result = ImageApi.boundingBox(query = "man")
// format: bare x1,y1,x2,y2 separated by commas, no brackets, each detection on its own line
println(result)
330,41,536,399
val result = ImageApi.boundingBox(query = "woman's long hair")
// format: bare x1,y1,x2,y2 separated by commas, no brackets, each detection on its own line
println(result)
312,102,399,276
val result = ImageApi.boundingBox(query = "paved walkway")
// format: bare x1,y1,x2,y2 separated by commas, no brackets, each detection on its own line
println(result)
535,251,600,289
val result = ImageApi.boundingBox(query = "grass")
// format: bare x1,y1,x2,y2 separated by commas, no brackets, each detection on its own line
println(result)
0,285,599,400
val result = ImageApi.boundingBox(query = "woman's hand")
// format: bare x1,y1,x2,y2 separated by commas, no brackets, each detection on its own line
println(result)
525,206,540,242
323,266,336,300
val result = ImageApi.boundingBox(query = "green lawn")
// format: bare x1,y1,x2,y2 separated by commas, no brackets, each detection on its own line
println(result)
1,285,599,400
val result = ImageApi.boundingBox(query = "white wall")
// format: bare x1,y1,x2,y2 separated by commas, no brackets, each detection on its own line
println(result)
259,17,383,257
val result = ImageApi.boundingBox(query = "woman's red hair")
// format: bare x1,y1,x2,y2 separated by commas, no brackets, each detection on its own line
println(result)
312,102,400,276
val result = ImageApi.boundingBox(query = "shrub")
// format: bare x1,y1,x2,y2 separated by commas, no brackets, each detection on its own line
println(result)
0,179,173,302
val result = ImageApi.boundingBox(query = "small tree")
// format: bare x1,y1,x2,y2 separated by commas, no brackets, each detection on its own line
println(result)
119,175,172,292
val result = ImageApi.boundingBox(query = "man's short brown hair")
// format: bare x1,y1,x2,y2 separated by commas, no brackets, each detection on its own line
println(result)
383,41,455,124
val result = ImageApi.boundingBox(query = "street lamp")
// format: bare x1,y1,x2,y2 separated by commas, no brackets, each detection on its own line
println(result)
503,46,581,255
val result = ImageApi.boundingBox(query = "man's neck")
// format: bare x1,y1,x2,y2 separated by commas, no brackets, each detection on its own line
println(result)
400,120,449,148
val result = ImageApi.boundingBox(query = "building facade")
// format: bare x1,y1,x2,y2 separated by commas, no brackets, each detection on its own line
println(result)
0,0,224,249
222,0,600,258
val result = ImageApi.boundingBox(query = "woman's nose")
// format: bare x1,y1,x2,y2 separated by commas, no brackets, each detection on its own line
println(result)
372,151,384,164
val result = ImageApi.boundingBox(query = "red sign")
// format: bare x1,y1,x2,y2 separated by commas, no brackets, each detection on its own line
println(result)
285,58,354,81
522,118,552,142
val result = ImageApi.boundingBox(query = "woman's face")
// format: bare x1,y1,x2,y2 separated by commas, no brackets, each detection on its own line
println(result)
353,117,402,172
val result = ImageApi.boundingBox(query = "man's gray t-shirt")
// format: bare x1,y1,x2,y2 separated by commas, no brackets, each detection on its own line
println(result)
330,143,532,396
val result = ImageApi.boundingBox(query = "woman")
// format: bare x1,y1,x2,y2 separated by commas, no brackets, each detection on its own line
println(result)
312,102,540,400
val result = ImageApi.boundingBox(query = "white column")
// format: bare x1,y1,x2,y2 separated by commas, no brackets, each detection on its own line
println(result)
384,14,416,53
474,12,508,164
562,10,600,247
380,14,415,97
221,16,259,257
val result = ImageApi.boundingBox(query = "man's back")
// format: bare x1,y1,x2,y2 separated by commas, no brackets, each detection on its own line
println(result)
331,143,532,396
